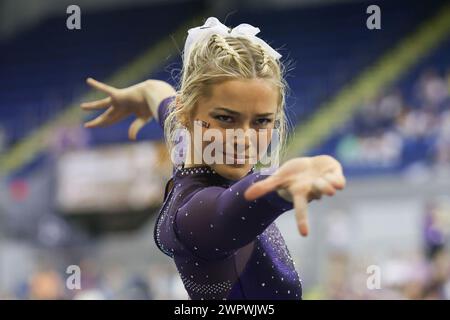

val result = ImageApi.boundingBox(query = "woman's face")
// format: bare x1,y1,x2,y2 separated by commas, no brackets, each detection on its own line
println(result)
188,78,279,180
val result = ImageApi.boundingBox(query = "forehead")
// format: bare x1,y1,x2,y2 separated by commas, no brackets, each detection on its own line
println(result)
198,78,278,114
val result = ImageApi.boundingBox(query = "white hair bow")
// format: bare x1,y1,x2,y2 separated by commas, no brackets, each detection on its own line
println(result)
183,17,282,65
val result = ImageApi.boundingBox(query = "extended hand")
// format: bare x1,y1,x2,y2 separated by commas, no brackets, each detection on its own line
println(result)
244,156,346,236
80,78,152,140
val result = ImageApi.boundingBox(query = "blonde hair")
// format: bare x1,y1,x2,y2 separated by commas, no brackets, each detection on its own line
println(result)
164,32,290,166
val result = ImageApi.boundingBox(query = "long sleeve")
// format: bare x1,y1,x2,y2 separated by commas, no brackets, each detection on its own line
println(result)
173,171,293,261
156,95,175,130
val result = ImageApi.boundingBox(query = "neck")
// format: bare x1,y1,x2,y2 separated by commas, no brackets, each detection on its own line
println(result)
183,143,206,168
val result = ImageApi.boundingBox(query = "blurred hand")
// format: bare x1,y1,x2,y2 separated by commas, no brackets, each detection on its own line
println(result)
81,78,153,140
244,155,346,236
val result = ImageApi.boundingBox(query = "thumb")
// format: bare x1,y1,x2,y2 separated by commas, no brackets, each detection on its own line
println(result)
128,117,150,140
244,174,283,201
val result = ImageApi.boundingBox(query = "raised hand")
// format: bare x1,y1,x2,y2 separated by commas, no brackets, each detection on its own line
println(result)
244,155,346,236
81,78,153,140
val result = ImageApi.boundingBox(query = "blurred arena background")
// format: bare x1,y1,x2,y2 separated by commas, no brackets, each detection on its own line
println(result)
0,0,449,300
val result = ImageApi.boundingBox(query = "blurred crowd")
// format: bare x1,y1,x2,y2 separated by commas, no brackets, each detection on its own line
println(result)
0,258,187,300
1,197,449,300
308,198,450,300
336,68,450,170
0,0,449,303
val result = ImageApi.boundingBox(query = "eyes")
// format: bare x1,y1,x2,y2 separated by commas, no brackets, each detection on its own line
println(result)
213,115,273,127
214,115,234,123
255,118,273,126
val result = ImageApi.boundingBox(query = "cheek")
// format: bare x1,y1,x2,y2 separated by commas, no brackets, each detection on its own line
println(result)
186,102,203,129
255,128,273,152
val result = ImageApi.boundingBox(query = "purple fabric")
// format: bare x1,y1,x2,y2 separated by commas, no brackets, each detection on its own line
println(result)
153,97,302,300
157,96,175,129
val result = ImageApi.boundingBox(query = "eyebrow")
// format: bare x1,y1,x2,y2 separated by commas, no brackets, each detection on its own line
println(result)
211,107,275,117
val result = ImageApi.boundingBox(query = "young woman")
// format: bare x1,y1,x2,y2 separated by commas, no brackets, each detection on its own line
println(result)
80,17,346,300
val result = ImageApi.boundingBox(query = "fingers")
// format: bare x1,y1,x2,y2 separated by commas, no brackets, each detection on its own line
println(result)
312,177,336,196
128,117,150,140
308,184,322,202
84,106,121,128
308,172,344,201
80,97,111,110
293,194,309,236
323,171,346,190
86,78,116,95
244,174,284,201
312,155,346,190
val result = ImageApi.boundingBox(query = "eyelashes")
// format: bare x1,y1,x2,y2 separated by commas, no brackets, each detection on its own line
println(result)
214,115,234,123
255,118,273,126
212,115,274,127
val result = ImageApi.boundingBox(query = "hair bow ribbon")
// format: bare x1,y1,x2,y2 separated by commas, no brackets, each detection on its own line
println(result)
183,17,282,65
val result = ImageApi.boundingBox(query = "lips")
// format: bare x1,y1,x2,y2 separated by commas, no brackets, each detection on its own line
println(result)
219,144,259,163
222,151,257,163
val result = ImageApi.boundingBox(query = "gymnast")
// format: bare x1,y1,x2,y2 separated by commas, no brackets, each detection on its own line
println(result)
80,17,346,300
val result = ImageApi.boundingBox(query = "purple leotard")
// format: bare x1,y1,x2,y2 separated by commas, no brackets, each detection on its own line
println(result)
154,96,302,300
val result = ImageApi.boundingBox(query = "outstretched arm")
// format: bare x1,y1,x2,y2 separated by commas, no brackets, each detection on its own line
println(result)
175,156,346,260
80,78,176,139
175,171,294,260
246,155,346,236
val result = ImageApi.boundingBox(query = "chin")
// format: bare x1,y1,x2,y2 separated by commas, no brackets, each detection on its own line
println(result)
212,163,253,181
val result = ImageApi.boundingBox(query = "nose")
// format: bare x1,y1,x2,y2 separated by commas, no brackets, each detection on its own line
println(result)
231,123,254,157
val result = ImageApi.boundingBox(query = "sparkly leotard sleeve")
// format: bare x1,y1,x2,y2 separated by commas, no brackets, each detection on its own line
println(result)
154,96,303,300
